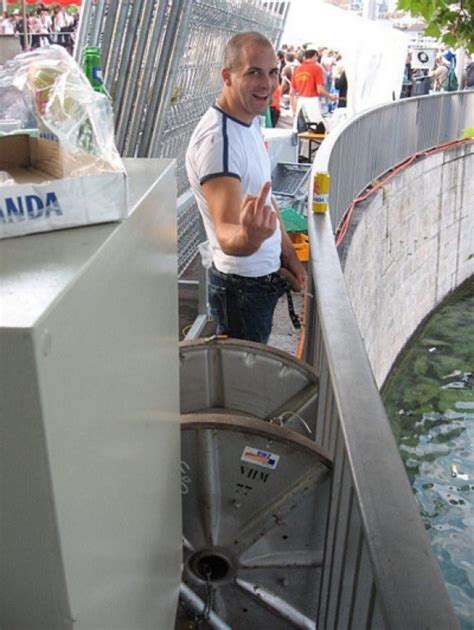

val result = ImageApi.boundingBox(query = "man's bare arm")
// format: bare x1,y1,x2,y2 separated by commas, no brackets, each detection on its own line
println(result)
317,83,337,100
290,86,298,114
202,177,277,256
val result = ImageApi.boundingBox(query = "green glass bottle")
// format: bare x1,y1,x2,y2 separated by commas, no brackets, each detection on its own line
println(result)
264,107,272,128
82,46,107,94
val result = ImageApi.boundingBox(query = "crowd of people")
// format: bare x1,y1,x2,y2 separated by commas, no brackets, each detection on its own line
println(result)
403,47,474,96
0,3,79,54
268,43,348,132
273,42,474,130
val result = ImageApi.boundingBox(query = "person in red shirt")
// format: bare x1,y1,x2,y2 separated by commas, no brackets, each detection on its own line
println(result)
290,45,337,131
270,83,281,126
292,52,323,98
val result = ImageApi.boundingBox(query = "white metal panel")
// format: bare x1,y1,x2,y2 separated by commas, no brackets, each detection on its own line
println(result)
0,159,181,629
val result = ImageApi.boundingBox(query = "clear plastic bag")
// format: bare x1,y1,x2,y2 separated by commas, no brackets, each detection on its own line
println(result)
0,170,14,185
0,45,123,176
198,240,213,269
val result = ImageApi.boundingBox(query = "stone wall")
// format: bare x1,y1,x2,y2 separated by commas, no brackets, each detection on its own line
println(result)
340,142,473,387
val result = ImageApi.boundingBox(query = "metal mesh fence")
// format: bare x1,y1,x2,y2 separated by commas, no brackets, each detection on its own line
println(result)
159,1,287,194
75,0,289,275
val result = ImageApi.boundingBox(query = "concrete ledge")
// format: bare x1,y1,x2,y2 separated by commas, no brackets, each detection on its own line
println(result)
340,142,474,387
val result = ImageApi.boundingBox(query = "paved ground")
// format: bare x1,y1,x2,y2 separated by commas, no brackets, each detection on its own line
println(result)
269,106,306,355
268,290,304,356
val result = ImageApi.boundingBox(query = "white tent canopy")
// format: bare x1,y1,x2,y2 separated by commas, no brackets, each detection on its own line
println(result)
282,0,408,114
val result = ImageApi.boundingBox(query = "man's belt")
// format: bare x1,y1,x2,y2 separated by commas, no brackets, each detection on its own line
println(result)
211,265,281,285
210,266,301,330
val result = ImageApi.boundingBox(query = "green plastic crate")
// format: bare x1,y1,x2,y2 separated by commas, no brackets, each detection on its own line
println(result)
280,207,308,234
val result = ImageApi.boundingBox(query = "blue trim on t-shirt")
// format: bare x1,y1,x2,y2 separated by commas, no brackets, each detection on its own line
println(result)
222,115,229,172
200,172,241,185
212,104,252,128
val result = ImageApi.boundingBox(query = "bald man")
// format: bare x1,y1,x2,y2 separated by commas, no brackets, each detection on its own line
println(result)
186,31,306,344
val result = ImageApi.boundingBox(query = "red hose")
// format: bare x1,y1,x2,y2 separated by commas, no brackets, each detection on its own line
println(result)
336,139,473,248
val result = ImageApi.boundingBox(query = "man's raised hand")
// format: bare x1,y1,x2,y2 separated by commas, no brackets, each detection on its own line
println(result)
240,181,277,247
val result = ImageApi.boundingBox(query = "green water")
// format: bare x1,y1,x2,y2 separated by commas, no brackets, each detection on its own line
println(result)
383,286,474,629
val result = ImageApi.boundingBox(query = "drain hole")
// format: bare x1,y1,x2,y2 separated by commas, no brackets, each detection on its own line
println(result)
191,553,230,582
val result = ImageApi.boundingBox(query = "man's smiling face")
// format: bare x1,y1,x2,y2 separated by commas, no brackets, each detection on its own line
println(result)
222,42,279,123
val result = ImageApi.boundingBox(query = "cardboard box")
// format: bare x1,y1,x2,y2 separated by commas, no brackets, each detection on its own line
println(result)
0,134,128,239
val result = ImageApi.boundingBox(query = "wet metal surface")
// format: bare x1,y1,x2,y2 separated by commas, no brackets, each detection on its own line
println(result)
179,338,318,439
178,414,331,628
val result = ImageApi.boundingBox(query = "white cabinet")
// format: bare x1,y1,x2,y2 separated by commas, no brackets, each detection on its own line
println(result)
0,159,181,629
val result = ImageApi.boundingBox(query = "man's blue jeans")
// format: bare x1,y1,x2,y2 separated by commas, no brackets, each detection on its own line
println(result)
208,266,287,344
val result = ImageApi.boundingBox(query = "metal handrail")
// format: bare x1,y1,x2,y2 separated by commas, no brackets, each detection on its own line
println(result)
304,92,474,629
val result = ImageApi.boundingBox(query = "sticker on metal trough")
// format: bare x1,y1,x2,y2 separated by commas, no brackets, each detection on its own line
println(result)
241,446,280,470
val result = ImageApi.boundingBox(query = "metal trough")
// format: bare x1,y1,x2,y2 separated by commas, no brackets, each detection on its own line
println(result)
178,413,332,629
179,338,319,439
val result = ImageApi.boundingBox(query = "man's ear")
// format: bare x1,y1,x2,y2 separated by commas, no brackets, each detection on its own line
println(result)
222,67,232,86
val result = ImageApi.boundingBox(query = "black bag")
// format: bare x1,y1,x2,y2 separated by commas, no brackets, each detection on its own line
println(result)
307,121,326,134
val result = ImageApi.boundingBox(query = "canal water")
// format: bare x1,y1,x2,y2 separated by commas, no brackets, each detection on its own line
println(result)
383,285,474,629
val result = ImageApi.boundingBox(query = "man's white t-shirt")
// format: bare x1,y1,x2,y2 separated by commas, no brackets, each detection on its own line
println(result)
186,105,281,277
